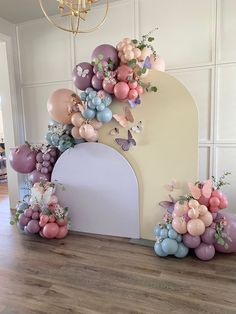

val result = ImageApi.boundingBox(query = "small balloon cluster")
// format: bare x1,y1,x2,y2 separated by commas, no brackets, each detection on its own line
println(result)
156,172,236,261
11,181,69,239
154,222,189,258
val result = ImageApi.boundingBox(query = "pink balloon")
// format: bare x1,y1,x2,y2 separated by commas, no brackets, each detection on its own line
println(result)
71,126,82,139
56,225,68,239
128,89,138,101
219,196,228,209
29,170,51,185
9,144,37,174
102,78,116,94
47,88,75,124
79,124,96,139
172,217,187,234
71,112,84,127
43,223,59,239
173,201,189,217
116,65,133,82
188,208,199,219
39,214,49,227
114,82,130,101
187,219,205,236
85,130,99,142
57,217,68,226
209,197,220,207
136,85,143,96
49,195,58,204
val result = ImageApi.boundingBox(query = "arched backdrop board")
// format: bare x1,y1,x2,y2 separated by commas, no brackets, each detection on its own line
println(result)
53,70,198,240
52,143,140,238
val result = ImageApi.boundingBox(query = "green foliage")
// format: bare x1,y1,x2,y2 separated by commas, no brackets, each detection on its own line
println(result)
212,171,231,189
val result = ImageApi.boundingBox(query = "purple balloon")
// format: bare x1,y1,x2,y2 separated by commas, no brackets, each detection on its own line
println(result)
18,213,31,227
201,227,216,244
91,44,119,70
32,212,39,220
42,153,51,161
72,62,93,90
183,233,201,249
96,71,105,80
214,211,236,253
91,75,103,91
9,144,37,174
195,243,215,261
36,152,43,163
29,170,51,185
26,220,40,234
42,161,50,167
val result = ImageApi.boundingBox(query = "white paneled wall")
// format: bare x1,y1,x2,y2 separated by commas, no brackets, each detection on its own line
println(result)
17,0,236,208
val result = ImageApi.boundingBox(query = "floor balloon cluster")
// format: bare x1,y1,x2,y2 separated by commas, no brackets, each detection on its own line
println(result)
11,181,69,239
155,173,236,261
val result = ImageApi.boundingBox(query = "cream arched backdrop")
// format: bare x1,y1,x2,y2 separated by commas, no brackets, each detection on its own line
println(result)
98,70,198,240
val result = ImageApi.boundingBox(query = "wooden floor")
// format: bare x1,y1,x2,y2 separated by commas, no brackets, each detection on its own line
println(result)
0,184,236,314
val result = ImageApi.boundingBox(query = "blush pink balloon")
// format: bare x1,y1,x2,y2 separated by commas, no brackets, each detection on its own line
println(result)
85,130,99,142
209,197,220,207
188,208,199,219
47,89,75,124
43,223,59,239
39,214,49,227
114,82,130,101
79,124,95,139
136,85,143,96
71,112,85,127
89,119,102,130
173,201,189,217
200,211,213,227
116,65,133,82
187,219,205,236
150,54,166,72
198,205,208,216
128,89,138,101
71,126,83,139
56,225,68,239
172,217,187,234
219,196,228,209
188,199,199,209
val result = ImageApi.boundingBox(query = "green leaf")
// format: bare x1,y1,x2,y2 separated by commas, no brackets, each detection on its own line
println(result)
10,220,15,225
137,70,142,76
128,59,137,68
132,39,138,45
217,238,224,245
148,37,154,42
97,63,103,72
151,86,158,92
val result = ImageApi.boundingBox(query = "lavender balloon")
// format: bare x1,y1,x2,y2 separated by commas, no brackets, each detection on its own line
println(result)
91,44,119,70
18,213,31,227
214,211,236,253
201,227,215,245
183,233,201,249
195,243,215,261
26,220,40,234
91,75,103,91
72,62,93,90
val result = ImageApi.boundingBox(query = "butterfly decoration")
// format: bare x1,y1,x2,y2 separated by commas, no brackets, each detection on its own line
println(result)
128,96,141,109
188,179,212,200
164,179,181,192
159,195,176,214
113,106,134,128
68,93,85,114
109,127,119,136
130,121,143,134
140,56,152,70
115,130,136,151
30,184,55,208
77,66,90,78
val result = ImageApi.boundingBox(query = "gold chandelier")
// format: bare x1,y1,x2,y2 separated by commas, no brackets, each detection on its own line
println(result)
38,0,109,35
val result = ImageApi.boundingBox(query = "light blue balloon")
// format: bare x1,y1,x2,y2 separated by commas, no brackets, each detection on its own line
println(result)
96,103,105,112
88,91,97,99
17,202,28,212
87,100,96,109
154,242,168,257
45,131,53,143
166,223,173,230
82,108,96,119
51,133,60,146
92,96,102,107
96,108,112,123
168,229,178,240
161,238,178,255
176,234,182,243
154,225,161,237
85,87,93,94
160,228,168,239
103,95,112,106
175,243,189,258
73,138,85,145
59,140,72,152
60,134,71,142
80,91,87,101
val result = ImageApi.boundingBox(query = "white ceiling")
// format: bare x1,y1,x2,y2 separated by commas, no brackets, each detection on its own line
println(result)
0,0,112,24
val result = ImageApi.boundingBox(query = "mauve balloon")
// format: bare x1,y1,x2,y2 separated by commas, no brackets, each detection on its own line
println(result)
183,233,201,249
91,75,103,91
195,243,215,261
29,170,51,185
72,62,93,91
91,44,119,70
201,227,215,245
9,144,37,174
214,211,236,253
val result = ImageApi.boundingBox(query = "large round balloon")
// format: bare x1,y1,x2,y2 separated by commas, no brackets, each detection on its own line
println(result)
29,170,51,185
72,62,93,91
91,44,119,70
9,144,37,174
214,211,236,253
47,88,75,124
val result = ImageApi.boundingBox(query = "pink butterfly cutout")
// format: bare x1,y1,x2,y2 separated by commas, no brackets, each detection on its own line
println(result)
188,179,212,200
113,106,134,128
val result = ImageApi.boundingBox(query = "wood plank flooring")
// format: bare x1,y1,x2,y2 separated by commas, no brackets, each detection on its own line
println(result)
0,183,236,314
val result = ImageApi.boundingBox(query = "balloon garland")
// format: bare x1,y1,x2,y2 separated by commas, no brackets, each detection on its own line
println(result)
155,172,236,261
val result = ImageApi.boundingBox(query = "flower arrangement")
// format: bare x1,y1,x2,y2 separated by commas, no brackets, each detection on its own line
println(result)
155,172,236,261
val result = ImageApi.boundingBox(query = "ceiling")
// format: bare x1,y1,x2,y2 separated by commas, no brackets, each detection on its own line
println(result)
0,0,112,24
